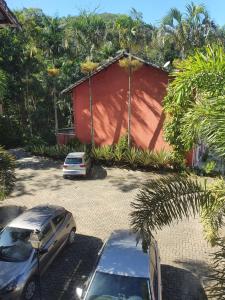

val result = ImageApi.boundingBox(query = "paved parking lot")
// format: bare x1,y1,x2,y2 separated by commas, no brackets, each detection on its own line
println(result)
2,153,213,299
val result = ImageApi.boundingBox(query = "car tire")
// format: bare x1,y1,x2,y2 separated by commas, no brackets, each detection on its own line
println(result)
63,175,68,179
68,228,76,245
22,277,37,300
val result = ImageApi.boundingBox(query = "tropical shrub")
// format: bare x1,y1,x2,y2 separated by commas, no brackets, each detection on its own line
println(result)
164,45,225,157
92,145,114,162
66,137,83,148
28,144,85,160
0,146,16,199
124,147,140,167
25,135,47,149
203,161,217,176
92,144,182,170
0,115,23,148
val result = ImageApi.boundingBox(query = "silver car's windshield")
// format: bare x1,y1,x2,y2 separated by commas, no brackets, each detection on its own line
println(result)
85,271,151,300
0,227,33,262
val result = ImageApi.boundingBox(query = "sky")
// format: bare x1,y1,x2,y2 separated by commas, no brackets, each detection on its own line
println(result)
7,0,225,26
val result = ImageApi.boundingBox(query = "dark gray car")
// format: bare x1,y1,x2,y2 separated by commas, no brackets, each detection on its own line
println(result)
0,205,76,300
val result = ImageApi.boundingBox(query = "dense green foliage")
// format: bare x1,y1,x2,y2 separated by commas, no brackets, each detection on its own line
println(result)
27,138,85,160
0,4,224,147
27,134,182,169
164,45,225,156
92,146,182,170
91,133,182,169
0,147,15,200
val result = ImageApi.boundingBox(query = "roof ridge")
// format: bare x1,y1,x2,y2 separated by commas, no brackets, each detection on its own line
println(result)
61,52,167,94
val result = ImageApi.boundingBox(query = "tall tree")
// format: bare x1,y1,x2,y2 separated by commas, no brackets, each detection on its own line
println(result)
118,57,142,148
80,59,99,146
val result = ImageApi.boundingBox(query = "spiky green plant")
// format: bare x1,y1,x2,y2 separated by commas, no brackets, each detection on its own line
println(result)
150,149,172,168
137,149,153,167
92,146,113,161
124,147,140,166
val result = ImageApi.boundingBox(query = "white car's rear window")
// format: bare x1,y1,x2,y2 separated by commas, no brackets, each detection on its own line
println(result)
65,157,82,164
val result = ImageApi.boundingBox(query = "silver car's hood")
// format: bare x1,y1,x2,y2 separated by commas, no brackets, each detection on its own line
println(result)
0,260,27,288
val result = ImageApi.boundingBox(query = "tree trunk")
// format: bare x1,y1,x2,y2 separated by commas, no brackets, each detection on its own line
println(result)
128,58,132,148
26,70,32,136
53,79,58,134
88,75,94,147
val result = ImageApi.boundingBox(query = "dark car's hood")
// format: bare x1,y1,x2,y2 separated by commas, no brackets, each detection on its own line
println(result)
0,260,27,288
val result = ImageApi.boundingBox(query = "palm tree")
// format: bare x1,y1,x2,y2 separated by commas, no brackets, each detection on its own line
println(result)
161,8,187,58
161,3,214,58
43,17,64,134
80,59,99,147
118,56,143,148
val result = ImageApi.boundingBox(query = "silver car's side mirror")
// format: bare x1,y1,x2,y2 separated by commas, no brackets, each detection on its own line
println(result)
76,287,83,299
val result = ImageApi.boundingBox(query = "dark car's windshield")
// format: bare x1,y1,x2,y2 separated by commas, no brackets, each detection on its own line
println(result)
0,227,33,262
85,271,151,300
65,157,82,164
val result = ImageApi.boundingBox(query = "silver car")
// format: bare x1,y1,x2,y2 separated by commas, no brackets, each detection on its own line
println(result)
0,205,76,300
76,230,162,300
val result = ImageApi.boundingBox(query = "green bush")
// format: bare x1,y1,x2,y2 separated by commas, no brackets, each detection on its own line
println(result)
25,136,47,149
28,133,183,170
28,142,86,160
124,147,140,167
66,137,83,148
0,146,16,199
203,160,217,175
0,115,23,148
92,142,182,170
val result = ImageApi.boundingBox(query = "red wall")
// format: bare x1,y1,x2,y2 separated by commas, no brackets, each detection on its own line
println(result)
72,61,170,150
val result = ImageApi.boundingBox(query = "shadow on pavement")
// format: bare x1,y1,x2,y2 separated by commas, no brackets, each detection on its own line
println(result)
36,233,103,300
162,264,208,300
65,165,107,181
0,205,26,229
16,157,61,171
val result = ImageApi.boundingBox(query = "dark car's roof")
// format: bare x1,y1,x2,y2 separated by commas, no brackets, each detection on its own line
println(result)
7,205,65,231
97,230,151,278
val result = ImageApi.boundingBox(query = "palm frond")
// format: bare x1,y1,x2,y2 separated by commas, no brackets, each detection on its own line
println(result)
130,175,213,240
162,8,182,26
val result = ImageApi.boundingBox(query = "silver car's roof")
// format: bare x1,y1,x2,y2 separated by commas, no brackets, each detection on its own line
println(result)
97,230,150,278
66,152,85,158
8,205,65,231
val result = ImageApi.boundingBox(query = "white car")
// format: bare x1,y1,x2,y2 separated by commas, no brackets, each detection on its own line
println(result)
63,152,91,178
76,230,162,300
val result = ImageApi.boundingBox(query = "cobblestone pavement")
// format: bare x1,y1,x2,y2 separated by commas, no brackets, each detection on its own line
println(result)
1,154,214,299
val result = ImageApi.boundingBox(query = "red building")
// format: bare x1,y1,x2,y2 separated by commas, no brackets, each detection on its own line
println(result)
61,52,170,151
